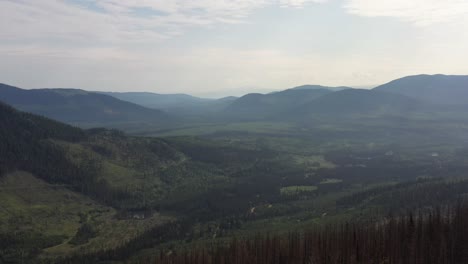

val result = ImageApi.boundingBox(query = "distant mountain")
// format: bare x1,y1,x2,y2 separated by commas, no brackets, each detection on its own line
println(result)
100,91,212,109
225,88,332,119
289,84,353,92
289,89,429,118
101,91,239,117
0,83,169,125
374,74,468,105
217,96,239,102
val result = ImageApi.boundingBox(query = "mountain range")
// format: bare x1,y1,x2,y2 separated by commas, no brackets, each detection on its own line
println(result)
98,91,213,109
1,74,467,127
225,88,333,120
2,73,468,262
0,83,169,126
374,74,468,105
290,88,429,117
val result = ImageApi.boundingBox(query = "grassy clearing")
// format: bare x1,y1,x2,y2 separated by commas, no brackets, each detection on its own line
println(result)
320,178,343,184
293,155,336,169
101,161,141,188
52,137,186,208
42,212,173,258
0,171,103,237
145,122,295,137
280,186,318,196
0,171,174,259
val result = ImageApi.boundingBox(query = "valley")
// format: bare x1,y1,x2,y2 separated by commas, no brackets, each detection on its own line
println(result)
1,75,468,263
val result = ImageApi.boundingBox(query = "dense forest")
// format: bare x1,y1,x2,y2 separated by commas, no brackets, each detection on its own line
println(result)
2,75,468,263
0,101,87,183
150,204,468,264
52,203,468,264
2,0,468,260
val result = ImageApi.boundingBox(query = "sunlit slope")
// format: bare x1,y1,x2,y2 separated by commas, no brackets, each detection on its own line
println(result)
0,171,173,261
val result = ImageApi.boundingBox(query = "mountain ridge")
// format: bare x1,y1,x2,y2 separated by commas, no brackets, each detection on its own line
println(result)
0,83,170,126
225,88,332,120
288,84,353,92
373,74,468,105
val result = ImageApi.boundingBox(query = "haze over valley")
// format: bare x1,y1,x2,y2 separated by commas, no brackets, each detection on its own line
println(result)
2,1,468,263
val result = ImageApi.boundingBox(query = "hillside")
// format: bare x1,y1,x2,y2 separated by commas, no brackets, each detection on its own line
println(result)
290,89,430,118
374,74,468,105
3,78,468,263
0,100,199,207
0,171,174,262
0,83,169,126
2,101,323,262
0,101,268,261
0,102,180,261
102,91,240,118
4,0,468,261
0,101,85,175
149,204,468,264
3,90,468,263
100,91,211,109
225,88,332,120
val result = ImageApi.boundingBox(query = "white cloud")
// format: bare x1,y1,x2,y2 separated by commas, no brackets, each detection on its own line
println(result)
0,0,326,45
2,0,467,96
279,0,327,8
4,44,455,95
344,0,468,26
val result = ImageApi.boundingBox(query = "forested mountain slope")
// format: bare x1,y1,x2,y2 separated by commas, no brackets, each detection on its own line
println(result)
374,74,468,105
225,89,332,119
0,83,169,125
100,91,211,109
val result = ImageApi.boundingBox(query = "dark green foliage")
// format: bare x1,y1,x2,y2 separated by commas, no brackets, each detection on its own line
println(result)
69,223,98,245
150,204,468,264
168,137,274,166
0,101,85,177
0,101,84,141
4,75,468,264
58,204,468,264
0,232,66,263
338,179,468,212
0,102,140,207
55,220,194,264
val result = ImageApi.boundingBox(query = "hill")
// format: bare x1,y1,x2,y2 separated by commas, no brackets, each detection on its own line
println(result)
0,83,169,126
0,101,85,175
3,93,468,263
4,78,468,263
0,100,301,261
225,88,332,120
374,74,468,105
288,89,431,118
101,91,239,117
148,204,468,264
99,91,211,109
0,100,208,257
0,102,180,260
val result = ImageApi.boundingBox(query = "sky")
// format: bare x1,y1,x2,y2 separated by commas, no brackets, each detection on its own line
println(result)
1,0,468,97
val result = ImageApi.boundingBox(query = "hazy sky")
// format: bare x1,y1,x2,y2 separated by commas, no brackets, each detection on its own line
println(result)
1,0,468,97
